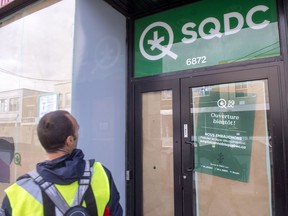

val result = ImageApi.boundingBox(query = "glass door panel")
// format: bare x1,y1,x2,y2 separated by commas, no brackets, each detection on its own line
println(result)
142,90,174,216
191,80,272,216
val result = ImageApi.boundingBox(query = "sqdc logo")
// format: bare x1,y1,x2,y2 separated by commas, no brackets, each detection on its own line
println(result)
139,22,178,61
139,5,271,62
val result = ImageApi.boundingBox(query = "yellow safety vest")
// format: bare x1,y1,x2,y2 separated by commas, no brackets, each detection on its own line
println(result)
5,162,110,216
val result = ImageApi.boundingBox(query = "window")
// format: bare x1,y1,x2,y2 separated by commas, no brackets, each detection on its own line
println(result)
65,92,71,107
9,97,19,111
0,99,8,112
0,0,75,204
235,82,248,98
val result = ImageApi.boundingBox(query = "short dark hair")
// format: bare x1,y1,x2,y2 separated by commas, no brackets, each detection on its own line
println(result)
37,110,75,153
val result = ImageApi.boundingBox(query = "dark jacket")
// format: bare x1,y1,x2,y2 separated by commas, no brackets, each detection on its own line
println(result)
1,149,123,216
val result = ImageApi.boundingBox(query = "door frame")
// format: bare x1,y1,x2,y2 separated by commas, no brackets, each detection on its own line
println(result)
127,62,287,216
133,79,182,216
180,64,286,215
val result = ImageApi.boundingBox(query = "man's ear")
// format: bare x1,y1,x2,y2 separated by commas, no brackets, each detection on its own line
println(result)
66,135,74,144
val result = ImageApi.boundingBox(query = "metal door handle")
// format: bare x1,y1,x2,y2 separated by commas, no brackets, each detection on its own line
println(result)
185,141,194,145
186,167,193,172
185,140,195,172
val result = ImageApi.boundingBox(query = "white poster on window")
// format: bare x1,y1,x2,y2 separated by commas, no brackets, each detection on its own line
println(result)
38,93,58,119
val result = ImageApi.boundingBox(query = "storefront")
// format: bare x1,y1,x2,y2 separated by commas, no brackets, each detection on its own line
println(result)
123,0,288,215
1,0,288,215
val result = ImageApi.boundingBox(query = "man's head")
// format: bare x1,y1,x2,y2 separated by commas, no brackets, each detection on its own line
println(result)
37,110,79,154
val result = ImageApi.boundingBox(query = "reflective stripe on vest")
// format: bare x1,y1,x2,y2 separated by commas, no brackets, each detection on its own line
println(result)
5,162,110,216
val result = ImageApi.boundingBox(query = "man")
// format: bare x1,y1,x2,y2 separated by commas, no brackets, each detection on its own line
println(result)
0,110,123,216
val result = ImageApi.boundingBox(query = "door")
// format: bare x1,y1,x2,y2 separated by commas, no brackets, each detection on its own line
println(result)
132,65,286,216
181,66,285,216
134,79,182,216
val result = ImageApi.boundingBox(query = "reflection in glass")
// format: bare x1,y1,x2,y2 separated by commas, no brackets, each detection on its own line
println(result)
142,90,174,216
0,0,75,205
9,97,20,112
191,80,272,216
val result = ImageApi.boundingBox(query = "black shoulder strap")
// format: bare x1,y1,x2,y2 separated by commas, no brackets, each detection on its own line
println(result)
82,185,98,216
28,160,93,215
28,170,71,214
42,191,56,216
16,173,30,181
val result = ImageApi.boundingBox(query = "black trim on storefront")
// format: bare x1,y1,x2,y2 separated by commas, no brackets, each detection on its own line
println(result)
277,2,288,214
126,0,288,214
126,16,135,216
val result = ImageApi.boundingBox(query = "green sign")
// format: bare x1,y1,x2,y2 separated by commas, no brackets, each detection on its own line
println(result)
193,90,256,182
134,0,279,77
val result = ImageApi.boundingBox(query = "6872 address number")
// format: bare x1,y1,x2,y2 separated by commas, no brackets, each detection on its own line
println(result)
186,56,207,66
